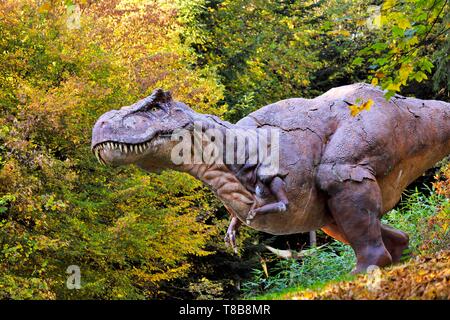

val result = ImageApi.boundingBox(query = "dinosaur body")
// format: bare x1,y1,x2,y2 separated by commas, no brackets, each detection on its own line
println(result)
91,83,450,272
234,83,450,234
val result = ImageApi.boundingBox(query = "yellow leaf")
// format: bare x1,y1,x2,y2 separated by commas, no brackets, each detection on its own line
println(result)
408,36,419,46
399,64,413,84
349,105,359,117
38,2,51,13
371,77,379,86
386,82,401,91
397,16,411,30
348,99,374,117
383,0,397,10
361,99,374,111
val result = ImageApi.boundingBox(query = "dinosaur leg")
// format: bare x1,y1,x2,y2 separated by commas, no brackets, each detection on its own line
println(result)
321,222,349,244
323,178,392,273
379,223,409,263
224,216,241,253
322,221,409,263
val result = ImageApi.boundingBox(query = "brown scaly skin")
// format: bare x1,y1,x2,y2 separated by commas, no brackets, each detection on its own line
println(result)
92,83,450,273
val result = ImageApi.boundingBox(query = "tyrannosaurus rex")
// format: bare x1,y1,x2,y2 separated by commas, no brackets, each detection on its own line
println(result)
91,83,450,273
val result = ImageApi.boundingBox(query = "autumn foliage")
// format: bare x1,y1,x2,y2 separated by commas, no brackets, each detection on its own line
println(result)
283,250,450,300
0,0,448,300
0,0,223,299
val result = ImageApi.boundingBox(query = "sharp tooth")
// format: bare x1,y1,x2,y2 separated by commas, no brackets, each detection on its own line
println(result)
119,144,123,152
133,145,137,153
139,145,143,153
95,150,101,164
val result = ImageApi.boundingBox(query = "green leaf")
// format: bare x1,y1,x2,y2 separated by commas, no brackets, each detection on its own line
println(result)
371,43,388,51
384,90,396,100
419,58,434,73
352,57,364,66
392,26,404,37
413,71,428,82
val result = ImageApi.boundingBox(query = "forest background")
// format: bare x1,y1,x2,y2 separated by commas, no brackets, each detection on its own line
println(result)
0,0,448,299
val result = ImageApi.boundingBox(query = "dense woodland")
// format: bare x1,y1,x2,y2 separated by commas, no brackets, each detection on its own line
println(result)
0,0,449,299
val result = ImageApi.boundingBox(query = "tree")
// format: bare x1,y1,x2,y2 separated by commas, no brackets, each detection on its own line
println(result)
0,0,224,299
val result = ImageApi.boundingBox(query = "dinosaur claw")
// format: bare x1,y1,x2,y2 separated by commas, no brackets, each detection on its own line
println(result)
224,230,238,253
246,209,257,225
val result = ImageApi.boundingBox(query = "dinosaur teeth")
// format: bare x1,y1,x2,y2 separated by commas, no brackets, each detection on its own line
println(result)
95,150,101,164
96,141,150,156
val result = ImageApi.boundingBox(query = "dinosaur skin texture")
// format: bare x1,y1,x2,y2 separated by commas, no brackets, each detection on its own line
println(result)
92,83,450,273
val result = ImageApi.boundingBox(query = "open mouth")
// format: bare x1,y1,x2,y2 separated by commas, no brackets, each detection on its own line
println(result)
92,141,152,165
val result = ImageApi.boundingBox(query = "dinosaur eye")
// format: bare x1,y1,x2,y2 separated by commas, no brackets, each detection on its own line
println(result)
148,105,159,113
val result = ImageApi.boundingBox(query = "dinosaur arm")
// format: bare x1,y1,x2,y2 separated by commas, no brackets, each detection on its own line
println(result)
250,177,289,215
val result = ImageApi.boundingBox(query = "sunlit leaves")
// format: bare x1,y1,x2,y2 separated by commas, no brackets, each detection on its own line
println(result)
354,0,448,98
0,0,223,299
348,98,374,117
283,250,450,300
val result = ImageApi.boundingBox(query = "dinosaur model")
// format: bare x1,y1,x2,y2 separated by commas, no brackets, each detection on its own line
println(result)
91,83,450,273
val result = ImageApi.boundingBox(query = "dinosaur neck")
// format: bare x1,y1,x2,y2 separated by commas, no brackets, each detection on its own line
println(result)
173,114,256,210
179,163,254,208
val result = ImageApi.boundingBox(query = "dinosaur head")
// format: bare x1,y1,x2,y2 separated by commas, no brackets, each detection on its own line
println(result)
91,88,195,170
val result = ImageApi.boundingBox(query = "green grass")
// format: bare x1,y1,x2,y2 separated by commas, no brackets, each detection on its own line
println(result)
241,241,355,298
382,187,449,254
242,187,449,299
249,273,357,300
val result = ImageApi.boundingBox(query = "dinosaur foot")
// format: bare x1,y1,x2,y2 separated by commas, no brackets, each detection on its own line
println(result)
224,218,239,254
224,231,238,254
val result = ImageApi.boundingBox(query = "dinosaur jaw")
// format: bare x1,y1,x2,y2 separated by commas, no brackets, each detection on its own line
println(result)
92,136,169,166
